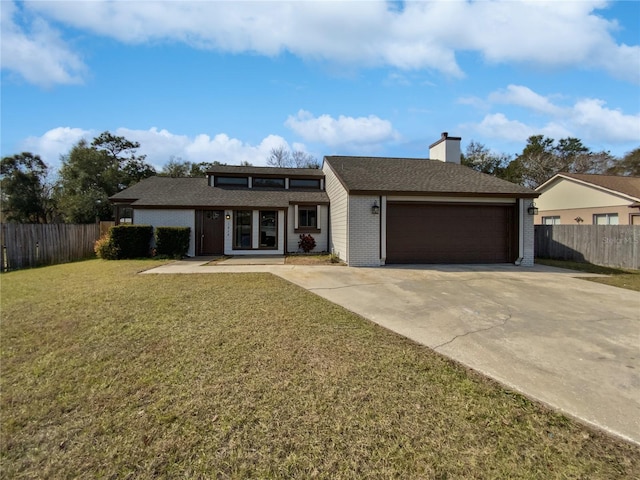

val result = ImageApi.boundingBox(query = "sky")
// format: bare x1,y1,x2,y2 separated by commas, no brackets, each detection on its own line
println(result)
1,0,639,174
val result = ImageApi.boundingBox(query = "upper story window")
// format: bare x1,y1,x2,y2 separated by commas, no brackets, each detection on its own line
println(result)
253,177,285,188
289,178,321,189
215,176,249,187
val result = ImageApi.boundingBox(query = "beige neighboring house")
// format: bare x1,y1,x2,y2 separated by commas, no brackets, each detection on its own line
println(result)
534,173,640,225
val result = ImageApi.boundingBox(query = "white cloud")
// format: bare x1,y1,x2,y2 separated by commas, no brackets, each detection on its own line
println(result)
20,127,299,171
489,85,563,116
13,0,638,86
571,98,640,142
285,110,399,148
474,113,537,143
115,128,299,168
467,85,640,147
0,1,86,87
20,127,92,167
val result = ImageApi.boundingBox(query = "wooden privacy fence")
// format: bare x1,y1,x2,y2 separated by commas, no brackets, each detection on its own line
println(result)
1,223,100,272
535,225,639,270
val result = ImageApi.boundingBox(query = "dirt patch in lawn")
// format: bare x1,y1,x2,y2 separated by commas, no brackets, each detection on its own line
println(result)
285,254,344,265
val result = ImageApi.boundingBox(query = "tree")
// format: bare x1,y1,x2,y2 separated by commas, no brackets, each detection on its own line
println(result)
55,140,116,222
461,141,511,177
160,157,192,177
91,131,155,188
55,132,155,223
291,150,321,168
510,135,559,188
506,135,615,188
267,146,291,167
0,152,54,223
159,159,234,177
267,145,319,168
607,147,640,176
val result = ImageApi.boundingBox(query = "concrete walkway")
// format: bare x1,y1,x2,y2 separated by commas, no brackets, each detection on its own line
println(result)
142,259,640,444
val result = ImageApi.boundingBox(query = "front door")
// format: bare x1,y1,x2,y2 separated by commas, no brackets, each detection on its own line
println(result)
197,210,224,255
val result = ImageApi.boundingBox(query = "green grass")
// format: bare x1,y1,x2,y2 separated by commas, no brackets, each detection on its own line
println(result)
536,258,640,291
2,260,639,478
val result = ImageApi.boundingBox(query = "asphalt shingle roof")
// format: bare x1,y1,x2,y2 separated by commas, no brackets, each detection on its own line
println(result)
324,156,538,197
110,176,329,208
550,173,640,200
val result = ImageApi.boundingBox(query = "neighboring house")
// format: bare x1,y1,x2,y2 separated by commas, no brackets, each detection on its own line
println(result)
110,133,539,266
534,173,640,226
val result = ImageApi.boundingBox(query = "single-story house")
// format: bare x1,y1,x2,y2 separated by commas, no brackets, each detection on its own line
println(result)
110,133,539,266
534,173,640,225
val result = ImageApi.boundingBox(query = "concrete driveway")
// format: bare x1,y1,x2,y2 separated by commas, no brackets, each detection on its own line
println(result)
143,261,640,444
274,264,640,445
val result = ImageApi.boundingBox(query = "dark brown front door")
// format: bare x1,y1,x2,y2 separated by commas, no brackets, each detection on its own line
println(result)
386,203,517,264
197,210,224,255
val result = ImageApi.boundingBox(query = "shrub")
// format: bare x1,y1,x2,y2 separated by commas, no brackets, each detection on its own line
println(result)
155,227,190,259
298,234,316,253
94,234,119,260
109,225,153,259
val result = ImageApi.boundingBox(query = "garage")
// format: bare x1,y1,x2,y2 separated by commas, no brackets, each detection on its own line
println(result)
386,202,518,264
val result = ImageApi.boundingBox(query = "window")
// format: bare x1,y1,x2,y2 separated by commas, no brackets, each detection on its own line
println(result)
593,213,618,225
542,216,561,225
216,176,249,187
117,206,133,224
252,177,285,188
289,178,321,189
259,211,277,249
298,206,317,228
234,210,252,248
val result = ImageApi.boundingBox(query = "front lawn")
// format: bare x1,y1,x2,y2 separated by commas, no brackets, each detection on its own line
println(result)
536,258,640,291
1,260,638,478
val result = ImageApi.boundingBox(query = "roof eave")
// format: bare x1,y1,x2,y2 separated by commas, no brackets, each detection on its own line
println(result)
349,190,539,198
537,173,640,202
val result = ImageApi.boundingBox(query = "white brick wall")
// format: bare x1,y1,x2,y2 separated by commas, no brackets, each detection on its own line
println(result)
347,195,382,267
520,199,535,266
323,163,349,263
286,205,329,253
134,209,196,256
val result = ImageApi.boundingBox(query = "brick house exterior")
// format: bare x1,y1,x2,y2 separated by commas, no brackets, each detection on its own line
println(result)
111,134,538,266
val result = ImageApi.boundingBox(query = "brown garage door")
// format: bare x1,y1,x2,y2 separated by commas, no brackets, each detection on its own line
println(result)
386,203,517,264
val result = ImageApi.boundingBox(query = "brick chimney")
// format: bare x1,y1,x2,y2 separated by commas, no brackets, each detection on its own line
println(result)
429,132,461,164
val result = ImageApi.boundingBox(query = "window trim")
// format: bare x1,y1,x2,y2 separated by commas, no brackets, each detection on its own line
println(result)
294,205,321,233
252,177,285,189
215,176,249,187
289,178,322,190
542,216,561,225
233,210,253,249
593,213,619,225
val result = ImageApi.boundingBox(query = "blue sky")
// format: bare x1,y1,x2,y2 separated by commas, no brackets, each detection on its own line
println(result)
2,0,639,172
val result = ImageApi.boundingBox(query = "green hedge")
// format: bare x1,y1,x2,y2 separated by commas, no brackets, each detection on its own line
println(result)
109,225,153,259
155,227,190,259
